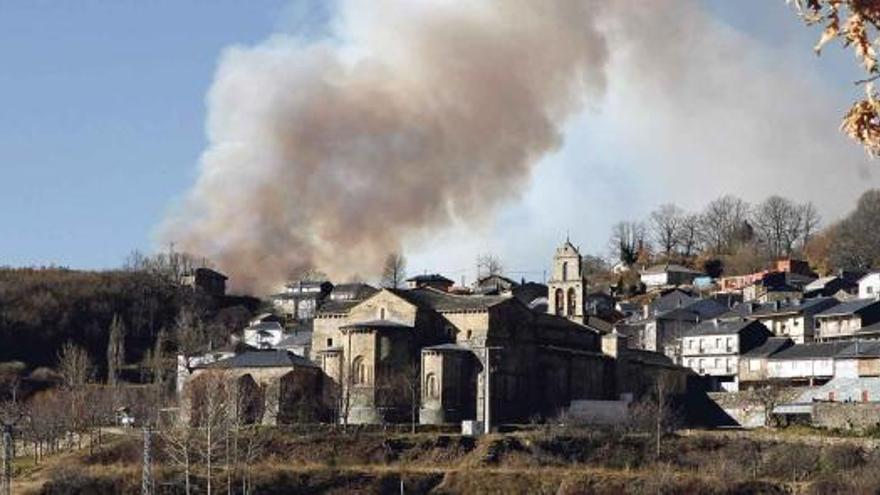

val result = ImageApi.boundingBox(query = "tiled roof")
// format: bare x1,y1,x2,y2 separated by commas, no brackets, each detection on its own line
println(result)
642,264,702,275
199,350,316,369
836,340,880,358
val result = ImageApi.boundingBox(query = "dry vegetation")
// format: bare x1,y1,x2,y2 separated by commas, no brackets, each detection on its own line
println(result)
17,427,880,494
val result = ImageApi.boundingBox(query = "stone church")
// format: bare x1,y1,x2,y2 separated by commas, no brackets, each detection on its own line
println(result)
310,240,689,425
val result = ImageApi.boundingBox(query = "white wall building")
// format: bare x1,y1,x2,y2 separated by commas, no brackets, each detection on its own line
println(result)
859,273,880,299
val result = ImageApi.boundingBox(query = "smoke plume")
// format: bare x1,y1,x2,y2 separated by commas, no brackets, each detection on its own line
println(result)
160,0,609,292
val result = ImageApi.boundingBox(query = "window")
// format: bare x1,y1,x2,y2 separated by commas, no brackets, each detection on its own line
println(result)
326,338,333,347
425,373,438,399
869,286,875,295
562,262,568,281
554,289,564,315
567,288,577,316
380,308,386,320
715,338,721,348
352,356,368,385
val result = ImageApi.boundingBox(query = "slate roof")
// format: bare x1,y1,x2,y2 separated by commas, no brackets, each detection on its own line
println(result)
683,318,763,337
642,263,702,275
767,341,852,360
836,340,880,358
749,297,839,317
816,298,880,317
512,282,548,306
340,319,413,330
742,337,794,357
329,283,378,300
316,299,361,315
650,290,696,313
199,350,316,369
388,288,511,312
423,343,472,352
276,331,312,347
406,274,454,284
246,321,284,332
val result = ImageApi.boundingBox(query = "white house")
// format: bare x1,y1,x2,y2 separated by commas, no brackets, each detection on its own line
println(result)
859,272,880,299
243,321,285,349
681,318,772,391
640,264,702,289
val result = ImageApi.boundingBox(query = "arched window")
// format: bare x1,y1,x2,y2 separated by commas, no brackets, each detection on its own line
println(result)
567,288,577,316
562,262,568,281
425,373,438,399
352,356,368,385
554,288,564,315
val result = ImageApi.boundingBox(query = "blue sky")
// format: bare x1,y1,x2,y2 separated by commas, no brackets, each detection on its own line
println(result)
0,1,875,278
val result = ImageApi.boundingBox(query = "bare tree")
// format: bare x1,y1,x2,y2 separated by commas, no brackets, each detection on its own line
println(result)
699,195,751,254
677,214,700,258
106,314,126,388
751,196,805,259
174,308,206,358
57,342,93,393
609,221,648,265
799,202,821,249
380,252,407,288
378,363,421,434
649,204,685,258
476,253,504,279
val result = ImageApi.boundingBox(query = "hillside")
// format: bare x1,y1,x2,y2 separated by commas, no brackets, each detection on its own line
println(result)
0,267,258,378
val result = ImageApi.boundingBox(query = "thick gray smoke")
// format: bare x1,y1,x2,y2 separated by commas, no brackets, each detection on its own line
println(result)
160,0,609,292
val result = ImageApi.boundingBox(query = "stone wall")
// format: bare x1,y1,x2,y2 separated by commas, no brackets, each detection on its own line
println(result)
813,403,880,430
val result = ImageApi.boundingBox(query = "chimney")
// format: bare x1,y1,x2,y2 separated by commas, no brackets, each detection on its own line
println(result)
713,318,719,327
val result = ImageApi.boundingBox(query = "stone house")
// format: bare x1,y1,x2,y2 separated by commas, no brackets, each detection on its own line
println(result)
804,276,857,298
181,350,324,425
180,267,228,297
680,319,772,391
815,298,880,341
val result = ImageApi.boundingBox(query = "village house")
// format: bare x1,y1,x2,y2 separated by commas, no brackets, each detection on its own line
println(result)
640,263,703,289
473,274,519,294
180,267,228,297
737,337,793,386
814,298,880,341
745,298,840,344
617,290,726,363
406,274,455,292
680,318,772,391
859,272,880,299
804,276,858,298
182,350,325,425
269,280,333,321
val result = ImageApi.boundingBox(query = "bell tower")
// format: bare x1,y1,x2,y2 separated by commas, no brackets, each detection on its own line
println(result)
547,238,587,322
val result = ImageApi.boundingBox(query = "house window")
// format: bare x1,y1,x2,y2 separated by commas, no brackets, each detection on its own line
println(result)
327,338,333,347
869,286,875,295
352,356,368,385
425,373,438,399
715,338,721,348
380,308,386,320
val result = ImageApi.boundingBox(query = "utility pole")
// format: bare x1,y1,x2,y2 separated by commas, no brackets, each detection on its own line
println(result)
2,423,12,495
142,426,154,495
477,346,502,435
